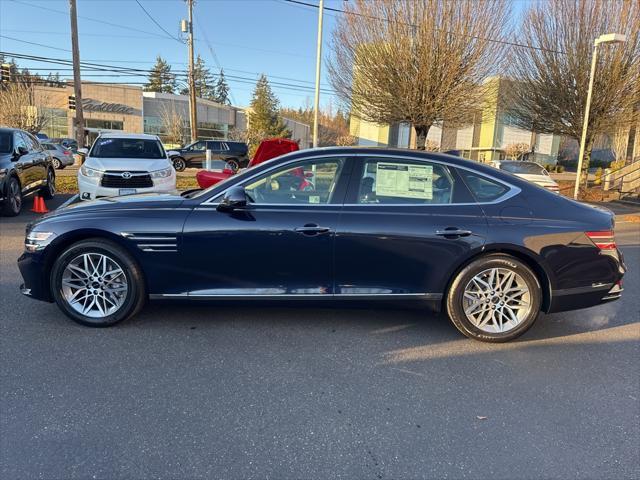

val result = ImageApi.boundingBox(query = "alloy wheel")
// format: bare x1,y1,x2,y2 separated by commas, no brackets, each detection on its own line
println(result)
9,180,21,213
47,170,55,196
462,267,531,333
52,158,61,169
61,253,128,318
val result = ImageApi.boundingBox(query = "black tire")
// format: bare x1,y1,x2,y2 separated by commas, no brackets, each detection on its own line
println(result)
226,158,239,172
40,168,55,199
172,157,186,172
446,254,542,343
50,239,147,327
2,176,22,216
52,157,62,169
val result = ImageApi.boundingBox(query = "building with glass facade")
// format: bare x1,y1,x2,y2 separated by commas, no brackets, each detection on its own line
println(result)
32,82,310,149
349,77,562,165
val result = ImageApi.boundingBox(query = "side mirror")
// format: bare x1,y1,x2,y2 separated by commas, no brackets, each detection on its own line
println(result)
12,146,28,160
77,148,88,155
217,186,248,212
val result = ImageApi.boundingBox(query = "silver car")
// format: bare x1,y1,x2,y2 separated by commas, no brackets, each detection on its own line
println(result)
42,142,75,169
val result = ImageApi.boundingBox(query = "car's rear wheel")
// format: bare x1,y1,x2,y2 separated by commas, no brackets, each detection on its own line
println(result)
51,239,146,327
446,254,542,342
172,157,186,172
2,176,22,216
40,168,55,199
52,157,62,169
226,158,239,172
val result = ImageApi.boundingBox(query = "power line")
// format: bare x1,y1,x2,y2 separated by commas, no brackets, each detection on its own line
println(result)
282,0,567,55
0,35,72,53
8,0,179,41
134,0,184,43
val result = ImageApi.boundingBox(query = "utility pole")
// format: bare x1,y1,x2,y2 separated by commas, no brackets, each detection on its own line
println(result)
69,0,84,146
312,0,324,148
185,0,198,143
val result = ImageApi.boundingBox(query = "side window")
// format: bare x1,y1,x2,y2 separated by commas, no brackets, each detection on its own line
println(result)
458,170,509,202
207,141,221,151
190,141,206,151
14,133,27,152
243,158,345,205
26,133,43,152
357,158,454,205
20,132,37,152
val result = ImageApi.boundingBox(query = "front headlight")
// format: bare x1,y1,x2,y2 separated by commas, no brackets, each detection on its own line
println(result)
25,231,55,252
80,165,103,178
150,167,174,179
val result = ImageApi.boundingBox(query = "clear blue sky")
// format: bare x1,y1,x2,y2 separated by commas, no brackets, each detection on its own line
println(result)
0,0,533,109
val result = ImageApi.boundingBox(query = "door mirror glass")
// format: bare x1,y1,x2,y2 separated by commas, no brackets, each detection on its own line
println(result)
14,146,28,159
217,186,248,212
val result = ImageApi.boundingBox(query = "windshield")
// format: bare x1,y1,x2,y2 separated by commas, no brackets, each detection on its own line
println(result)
0,132,12,154
90,138,165,159
499,162,546,175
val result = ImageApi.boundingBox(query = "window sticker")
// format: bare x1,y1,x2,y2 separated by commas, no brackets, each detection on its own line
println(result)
375,163,433,199
309,195,320,204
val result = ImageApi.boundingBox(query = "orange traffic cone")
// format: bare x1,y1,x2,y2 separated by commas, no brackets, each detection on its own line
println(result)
31,195,49,214
30,195,40,213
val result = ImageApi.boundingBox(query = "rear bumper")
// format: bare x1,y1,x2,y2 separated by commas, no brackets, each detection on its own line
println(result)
547,281,623,313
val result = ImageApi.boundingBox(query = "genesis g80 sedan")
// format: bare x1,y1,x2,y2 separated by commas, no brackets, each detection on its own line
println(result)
18,148,625,342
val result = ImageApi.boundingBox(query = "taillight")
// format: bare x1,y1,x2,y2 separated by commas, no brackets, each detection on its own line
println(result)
63,150,71,155
586,230,616,250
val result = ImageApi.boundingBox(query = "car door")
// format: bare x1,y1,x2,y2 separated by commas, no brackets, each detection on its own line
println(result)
181,155,352,297
334,155,489,299
24,132,48,182
14,132,41,190
184,141,206,167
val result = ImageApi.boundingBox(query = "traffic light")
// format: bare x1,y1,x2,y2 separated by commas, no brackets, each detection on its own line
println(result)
68,95,76,110
1,63,11,84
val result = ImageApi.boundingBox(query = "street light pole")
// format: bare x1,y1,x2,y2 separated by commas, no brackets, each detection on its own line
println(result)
312,0,324,148
573,33,626,200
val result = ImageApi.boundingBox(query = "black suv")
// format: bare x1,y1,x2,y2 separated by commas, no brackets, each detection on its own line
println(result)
169,140,249,172
0,127,56,216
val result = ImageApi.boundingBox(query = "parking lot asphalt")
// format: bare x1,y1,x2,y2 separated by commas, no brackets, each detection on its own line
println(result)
1,195,639,479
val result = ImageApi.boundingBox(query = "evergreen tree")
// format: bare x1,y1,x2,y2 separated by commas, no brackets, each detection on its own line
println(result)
179,55,214,99
213,69,230,105
246,75,290,154
144,55,176,94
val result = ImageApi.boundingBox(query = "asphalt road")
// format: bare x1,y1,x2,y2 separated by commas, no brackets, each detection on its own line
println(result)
1,195,639,479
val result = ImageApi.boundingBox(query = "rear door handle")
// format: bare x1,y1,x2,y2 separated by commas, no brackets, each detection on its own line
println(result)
295,224,332,236
435,228,473,237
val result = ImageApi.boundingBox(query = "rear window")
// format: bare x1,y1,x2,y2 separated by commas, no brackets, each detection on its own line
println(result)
90,138,165,159
43,144,57,151
0,132,12,154
499,162,546,175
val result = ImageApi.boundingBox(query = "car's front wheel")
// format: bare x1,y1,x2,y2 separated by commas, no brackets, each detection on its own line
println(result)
2,176,22,216
172,157,186,172
446,254,542,342
50,239,146,327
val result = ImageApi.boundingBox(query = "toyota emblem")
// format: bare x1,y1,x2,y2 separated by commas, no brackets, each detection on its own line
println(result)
121,172,132,179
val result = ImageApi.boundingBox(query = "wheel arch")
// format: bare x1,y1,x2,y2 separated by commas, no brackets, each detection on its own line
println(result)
442,245,554,313
43,229,147,300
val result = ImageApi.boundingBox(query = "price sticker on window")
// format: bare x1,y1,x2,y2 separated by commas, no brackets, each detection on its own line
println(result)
375,163,433,199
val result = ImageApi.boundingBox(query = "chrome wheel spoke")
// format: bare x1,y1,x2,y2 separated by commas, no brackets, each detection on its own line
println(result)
61,252,128,319
463,267,532,334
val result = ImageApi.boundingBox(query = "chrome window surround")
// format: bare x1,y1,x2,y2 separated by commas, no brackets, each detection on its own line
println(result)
201,152,521,207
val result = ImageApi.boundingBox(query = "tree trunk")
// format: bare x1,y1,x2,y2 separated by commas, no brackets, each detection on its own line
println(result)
414,124,431,150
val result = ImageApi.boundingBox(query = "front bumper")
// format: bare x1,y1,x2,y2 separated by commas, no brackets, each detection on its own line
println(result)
18,250,52,302
78,174,176,201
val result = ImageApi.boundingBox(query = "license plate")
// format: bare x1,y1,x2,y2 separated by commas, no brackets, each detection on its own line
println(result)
119,188,137,196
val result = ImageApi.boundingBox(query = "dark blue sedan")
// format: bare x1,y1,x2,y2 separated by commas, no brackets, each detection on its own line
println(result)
18,148,625,342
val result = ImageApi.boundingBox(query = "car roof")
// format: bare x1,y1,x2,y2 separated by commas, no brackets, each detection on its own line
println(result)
97,133,160,140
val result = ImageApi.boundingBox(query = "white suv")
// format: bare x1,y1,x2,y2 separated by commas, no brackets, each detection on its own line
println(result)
77,133,176,201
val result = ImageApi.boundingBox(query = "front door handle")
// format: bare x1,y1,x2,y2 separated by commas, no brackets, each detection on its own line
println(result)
435,228,473,238
295,224,332,236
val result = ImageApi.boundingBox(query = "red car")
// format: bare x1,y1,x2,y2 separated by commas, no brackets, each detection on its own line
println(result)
196,138,299,189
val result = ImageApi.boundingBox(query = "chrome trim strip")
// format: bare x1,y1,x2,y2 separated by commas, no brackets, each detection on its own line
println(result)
202,152,520,206
553,283,613,296
137,244,177,248
149,292,442,300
